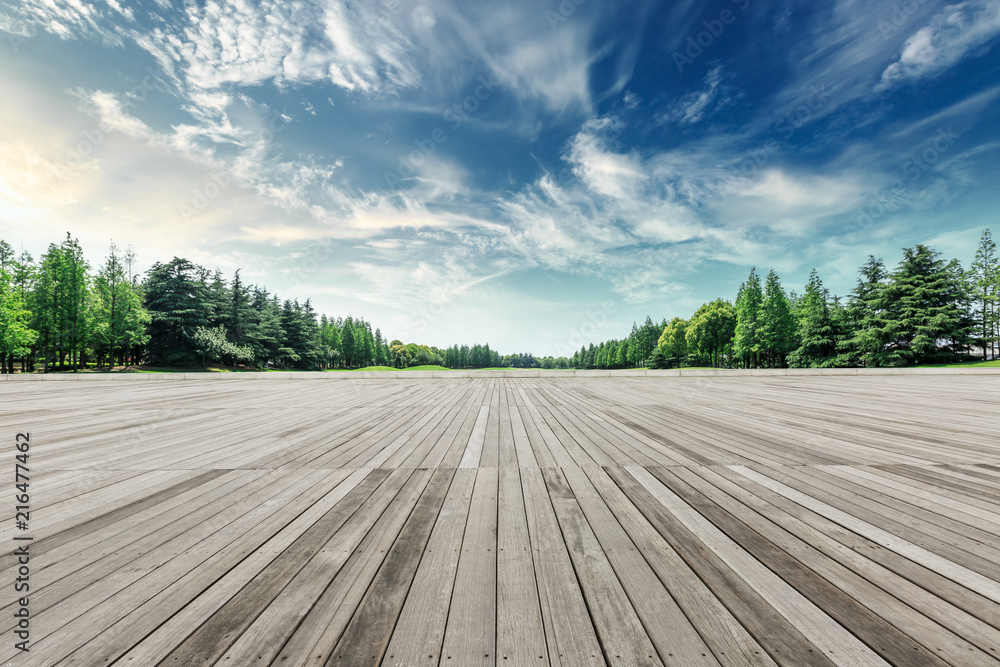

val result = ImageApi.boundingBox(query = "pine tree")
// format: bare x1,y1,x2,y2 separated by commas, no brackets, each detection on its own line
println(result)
759,269,795,367
733,269,764,367
885,244,973,364
843,256,894,366
969,229,998,360
787,270,839,368
144,258,212,366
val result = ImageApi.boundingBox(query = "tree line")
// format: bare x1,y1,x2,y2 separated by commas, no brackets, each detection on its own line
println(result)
2,231,996,372
648,234,995,368
570,232,997,369
0,235,511,372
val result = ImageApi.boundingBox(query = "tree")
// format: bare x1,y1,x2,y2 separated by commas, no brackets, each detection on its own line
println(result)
0,242,36,373
647,347,670,369
657,317,688,367
883,244,973,364
733,268,764,367
686,299,736,367
759,269,796,367
144,258,212,366
969,229,998,360
614,339,628,368
94,242,150,368
787,270,839,368
32,234,91,370
842,256,891,366
228,270,253,348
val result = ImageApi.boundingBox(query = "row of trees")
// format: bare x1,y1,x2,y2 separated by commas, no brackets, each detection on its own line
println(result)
3,230,995,372
0,235,513,372
0,236,150,373
570,317,664,369
647,235,995,369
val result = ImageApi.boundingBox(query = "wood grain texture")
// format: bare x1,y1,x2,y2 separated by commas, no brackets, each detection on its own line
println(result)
2,374,998,666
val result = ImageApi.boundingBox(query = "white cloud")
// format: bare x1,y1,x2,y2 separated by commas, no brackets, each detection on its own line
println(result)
878,0,1000,89
662,66,725,125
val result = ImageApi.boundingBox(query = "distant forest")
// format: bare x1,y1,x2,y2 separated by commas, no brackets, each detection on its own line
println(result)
0,230,996,372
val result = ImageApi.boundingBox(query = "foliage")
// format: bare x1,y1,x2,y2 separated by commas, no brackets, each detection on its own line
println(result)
0,230,993,372
734,268,764,368
969,229,999,360
685,299,736,367
787,270,840,368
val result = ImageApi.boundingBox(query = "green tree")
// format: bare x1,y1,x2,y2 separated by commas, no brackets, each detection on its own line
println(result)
94,242,150,368
144,258,212,366
733,268,764,367
787,270,839,368
32,234,91,370
657,317,688,367
883,245,973,364
843,256,894,366
759,269,796,367
614,339,628,368
0,241,36,373
190,325,253,369
969,229,998,360
686,299,736,367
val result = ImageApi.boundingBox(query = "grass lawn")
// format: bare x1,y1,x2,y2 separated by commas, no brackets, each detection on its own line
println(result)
325,365,452,371
918,359,1000,368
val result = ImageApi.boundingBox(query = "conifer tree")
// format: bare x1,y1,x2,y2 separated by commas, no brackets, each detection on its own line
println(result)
788,270,839,368
759,269,795,367
843,256,892,366
885,244,972,364
734,269,764,367
969,229,998,360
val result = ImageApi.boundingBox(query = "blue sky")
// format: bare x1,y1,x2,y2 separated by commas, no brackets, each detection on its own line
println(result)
1,0,999,355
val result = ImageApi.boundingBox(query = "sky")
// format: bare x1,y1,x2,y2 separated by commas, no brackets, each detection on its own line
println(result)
1,0,999,356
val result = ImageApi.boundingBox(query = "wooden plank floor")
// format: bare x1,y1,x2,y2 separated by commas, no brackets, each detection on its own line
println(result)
1,375,999,666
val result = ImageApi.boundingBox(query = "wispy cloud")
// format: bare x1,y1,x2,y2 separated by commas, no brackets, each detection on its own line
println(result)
878,0,1000,90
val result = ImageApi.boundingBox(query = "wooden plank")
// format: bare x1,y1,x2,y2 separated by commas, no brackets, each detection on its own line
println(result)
151,468,393,665
605,466,836,666
563,466,721,666
731,465,1000,607
381,468,477,666
520,466,606,666
275,470,441,665
496,466,548,664
459,406,490,468
216,468,433,665
542,466,663,665
585,467,776,667
647,465,950,667
440,466,499,665
326,468,455,666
